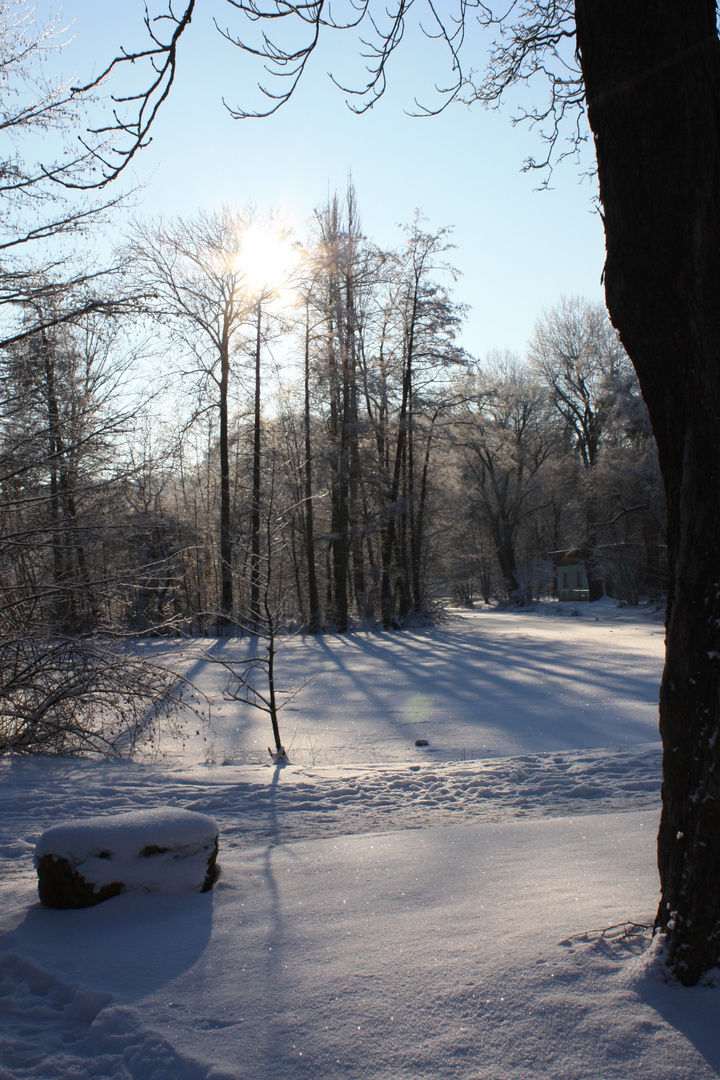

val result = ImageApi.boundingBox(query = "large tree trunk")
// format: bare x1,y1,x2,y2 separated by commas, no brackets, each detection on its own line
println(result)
576,0,720,983
303,305,321,633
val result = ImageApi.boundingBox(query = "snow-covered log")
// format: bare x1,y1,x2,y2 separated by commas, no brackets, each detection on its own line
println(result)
34,807,219,908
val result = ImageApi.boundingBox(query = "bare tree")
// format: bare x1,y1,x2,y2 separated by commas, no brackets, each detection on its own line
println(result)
458,354,552,603
126,209,258,630
530,296,630,471
205,450,314,760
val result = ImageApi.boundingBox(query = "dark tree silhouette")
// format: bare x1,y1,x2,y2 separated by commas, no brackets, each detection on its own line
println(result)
575,0,720,986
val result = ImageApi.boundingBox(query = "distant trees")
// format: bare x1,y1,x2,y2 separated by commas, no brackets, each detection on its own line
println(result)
0,306,191,755
530,297,628,473
183,188,470,634
446,300,664,608
458,355,552,604
304,191,367,633
4,318,101,634
114,254,661,624
0,312,134,634
374,217,466,626
530,297,662,602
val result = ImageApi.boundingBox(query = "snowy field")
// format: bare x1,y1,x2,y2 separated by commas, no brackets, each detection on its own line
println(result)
2,603,719,1079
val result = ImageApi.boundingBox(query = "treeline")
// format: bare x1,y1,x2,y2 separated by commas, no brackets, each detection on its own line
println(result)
451,299,665,608
1,192,665,648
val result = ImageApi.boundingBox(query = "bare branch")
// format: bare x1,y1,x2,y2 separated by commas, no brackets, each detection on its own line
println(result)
58,1,196,188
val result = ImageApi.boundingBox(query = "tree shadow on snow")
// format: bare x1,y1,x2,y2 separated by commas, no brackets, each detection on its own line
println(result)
311,623,659,756
634,963,720,1074
249,757,301,1065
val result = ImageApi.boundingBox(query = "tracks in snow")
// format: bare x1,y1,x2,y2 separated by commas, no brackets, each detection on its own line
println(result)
0,744,661,875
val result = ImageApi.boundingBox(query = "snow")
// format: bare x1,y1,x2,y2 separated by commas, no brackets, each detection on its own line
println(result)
35,809,219,895
164,606,665,767
3,604,718,1079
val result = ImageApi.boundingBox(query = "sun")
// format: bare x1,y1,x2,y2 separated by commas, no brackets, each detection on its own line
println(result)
235,223,296,295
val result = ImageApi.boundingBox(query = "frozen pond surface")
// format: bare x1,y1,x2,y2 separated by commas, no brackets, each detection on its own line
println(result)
157,602,665,768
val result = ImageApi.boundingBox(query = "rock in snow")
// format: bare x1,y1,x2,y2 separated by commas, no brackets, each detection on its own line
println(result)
34,807,219,908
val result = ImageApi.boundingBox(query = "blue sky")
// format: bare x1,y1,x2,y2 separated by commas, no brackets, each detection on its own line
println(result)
59,0,606,358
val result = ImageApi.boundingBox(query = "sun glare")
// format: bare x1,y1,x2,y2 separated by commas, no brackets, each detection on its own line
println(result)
236,224,296,295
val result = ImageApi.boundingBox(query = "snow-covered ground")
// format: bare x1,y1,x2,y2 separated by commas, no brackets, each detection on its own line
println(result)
165,599,665,768
3,603,718,1079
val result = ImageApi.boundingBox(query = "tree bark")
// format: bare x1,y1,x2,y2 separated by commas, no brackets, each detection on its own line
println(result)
576,0,720,983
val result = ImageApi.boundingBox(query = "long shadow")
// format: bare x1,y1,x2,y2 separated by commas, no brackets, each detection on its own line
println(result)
634,967,720,1074
309,621,660,753
313,633,409,729
162,614,662,765
174,633,259,689
352,623,658,707
164,634,264,758
255,758,297,1065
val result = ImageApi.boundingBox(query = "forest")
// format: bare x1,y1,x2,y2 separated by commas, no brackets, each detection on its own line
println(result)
3,194,664,643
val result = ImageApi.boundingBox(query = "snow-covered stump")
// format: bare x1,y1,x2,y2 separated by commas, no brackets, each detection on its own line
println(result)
34,808,219,909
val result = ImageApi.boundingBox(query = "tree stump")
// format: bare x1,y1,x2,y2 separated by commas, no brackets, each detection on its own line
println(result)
34,807,219,909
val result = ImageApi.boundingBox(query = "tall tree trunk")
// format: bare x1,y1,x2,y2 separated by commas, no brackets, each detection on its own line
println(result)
41,332,95,631
491,518,522,602
218,323,233,631
412,413,438,612
331,457,350,632
381,290,417,628
250,302,262,633
41,336,66,627
576,0,720,983
402,371,415,620
303,304,322,632
328,332,350,633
